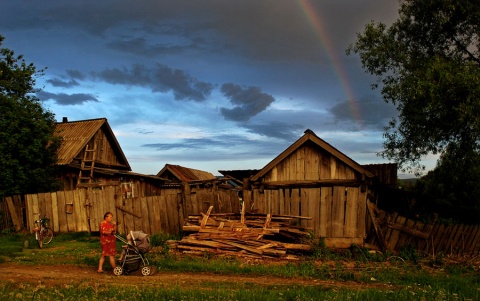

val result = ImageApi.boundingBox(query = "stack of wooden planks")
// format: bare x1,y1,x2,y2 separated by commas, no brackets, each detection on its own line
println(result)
167,206,314,260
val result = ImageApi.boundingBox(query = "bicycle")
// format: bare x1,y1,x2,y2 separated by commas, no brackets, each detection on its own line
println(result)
33,213,54,248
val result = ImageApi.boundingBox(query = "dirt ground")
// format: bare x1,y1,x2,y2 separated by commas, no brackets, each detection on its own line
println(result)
0,262,392,291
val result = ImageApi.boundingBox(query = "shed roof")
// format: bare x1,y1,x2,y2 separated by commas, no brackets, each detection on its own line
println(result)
54,118,130,170
157,164,217,182
251,129,375,181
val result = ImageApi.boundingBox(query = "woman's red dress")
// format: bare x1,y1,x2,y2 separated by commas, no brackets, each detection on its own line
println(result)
100,220,116,256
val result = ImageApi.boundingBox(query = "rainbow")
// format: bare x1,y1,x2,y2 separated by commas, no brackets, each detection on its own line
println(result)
296,0,363,128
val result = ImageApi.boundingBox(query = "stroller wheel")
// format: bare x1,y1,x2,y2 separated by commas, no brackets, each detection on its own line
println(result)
113,266,123,276
141,266,151,276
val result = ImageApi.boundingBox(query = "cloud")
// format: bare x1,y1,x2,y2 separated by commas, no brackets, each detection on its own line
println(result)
36,91,99,105
46,78,80,88
66,69,86,80
220,83,275,122
93,63,214,101
240,122,304,142
135,128,154,135
141,133,288,161
142,137,229,151
46,69,86,88
106,37,192,57
329,95,398,130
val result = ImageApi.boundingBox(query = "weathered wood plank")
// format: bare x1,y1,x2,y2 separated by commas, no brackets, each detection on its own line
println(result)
331,186,345,237
51,192,59,233
449,225,465,255
382,212,398,249
150,196,159,234
469,226,480,255
64,190,75,232
6,197,21,231
366,201,386,252
72,189,81,232
306,188,317,230
464,226,479,256
56,191,68,233
25,195,33,232
356,189,367,238
437,224,453,254
344,187,357,237
37,193,46,220
44,193,53,229
296,145,305,180
386,215,406,252
150,195,160,233
321,187,332,237
290,188,300,217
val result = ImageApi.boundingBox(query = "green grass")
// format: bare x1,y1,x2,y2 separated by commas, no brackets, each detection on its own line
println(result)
1,232,479,300
1,281,477,301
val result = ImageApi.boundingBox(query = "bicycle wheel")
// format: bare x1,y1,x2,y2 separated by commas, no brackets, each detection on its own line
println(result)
42,228,54,245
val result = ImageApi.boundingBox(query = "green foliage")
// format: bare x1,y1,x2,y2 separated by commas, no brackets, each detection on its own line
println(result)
398,244,419,264
347,0,480,176
0,35,61,198
414,145,480,224
150,232,179,247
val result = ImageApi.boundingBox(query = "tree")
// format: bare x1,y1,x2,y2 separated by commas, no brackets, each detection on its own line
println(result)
0,35,61,198
414,144,480,224
347,0,480,175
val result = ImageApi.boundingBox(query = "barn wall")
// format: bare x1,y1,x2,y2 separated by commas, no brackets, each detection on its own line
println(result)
264,143,358,182
249,142,369,247
251,186,367,240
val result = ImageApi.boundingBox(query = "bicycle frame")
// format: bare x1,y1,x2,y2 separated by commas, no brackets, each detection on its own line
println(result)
33,214,53,248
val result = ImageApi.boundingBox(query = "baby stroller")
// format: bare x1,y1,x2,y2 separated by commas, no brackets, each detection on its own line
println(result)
113,230,154,276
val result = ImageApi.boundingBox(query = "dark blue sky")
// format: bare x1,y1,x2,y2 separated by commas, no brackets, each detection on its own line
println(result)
1,0,433,177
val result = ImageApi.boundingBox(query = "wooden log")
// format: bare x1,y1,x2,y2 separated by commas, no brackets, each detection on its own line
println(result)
179,238,235,249
386,219,430,239
200,206,214,228
215,240,264,255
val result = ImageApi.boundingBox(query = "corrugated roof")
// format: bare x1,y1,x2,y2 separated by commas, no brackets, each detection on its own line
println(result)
157,164,216,182
55,118,106,165
54,118,130,170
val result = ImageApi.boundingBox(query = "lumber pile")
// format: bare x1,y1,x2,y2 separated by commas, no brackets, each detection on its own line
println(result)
167,206,314,260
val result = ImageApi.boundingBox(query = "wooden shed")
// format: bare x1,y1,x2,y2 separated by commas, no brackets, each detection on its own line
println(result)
244,129,376,248
157,164,217,182
54,117,131,189
54,117,167,197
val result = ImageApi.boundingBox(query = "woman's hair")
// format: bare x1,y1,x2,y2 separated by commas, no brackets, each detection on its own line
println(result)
104,212,113,219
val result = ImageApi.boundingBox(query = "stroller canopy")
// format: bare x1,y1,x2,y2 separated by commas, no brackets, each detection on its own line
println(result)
127,230,152,253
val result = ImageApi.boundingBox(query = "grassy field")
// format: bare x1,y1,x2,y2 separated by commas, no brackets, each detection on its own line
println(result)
0,231,479,300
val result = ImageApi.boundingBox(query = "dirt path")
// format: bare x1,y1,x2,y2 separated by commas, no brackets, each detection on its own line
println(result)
0,263,390,291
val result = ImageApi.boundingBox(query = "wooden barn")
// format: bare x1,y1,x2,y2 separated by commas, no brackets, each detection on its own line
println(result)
243,129,377,248
54,117,166,196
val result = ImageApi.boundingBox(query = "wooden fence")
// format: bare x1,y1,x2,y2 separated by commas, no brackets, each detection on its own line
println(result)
366,201,480,256
2,184,240,236
2,190,479,256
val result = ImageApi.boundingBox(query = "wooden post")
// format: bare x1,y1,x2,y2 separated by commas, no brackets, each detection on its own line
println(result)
367,200,387,252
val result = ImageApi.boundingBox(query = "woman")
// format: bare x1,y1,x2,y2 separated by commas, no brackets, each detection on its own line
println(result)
97,212,117,273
